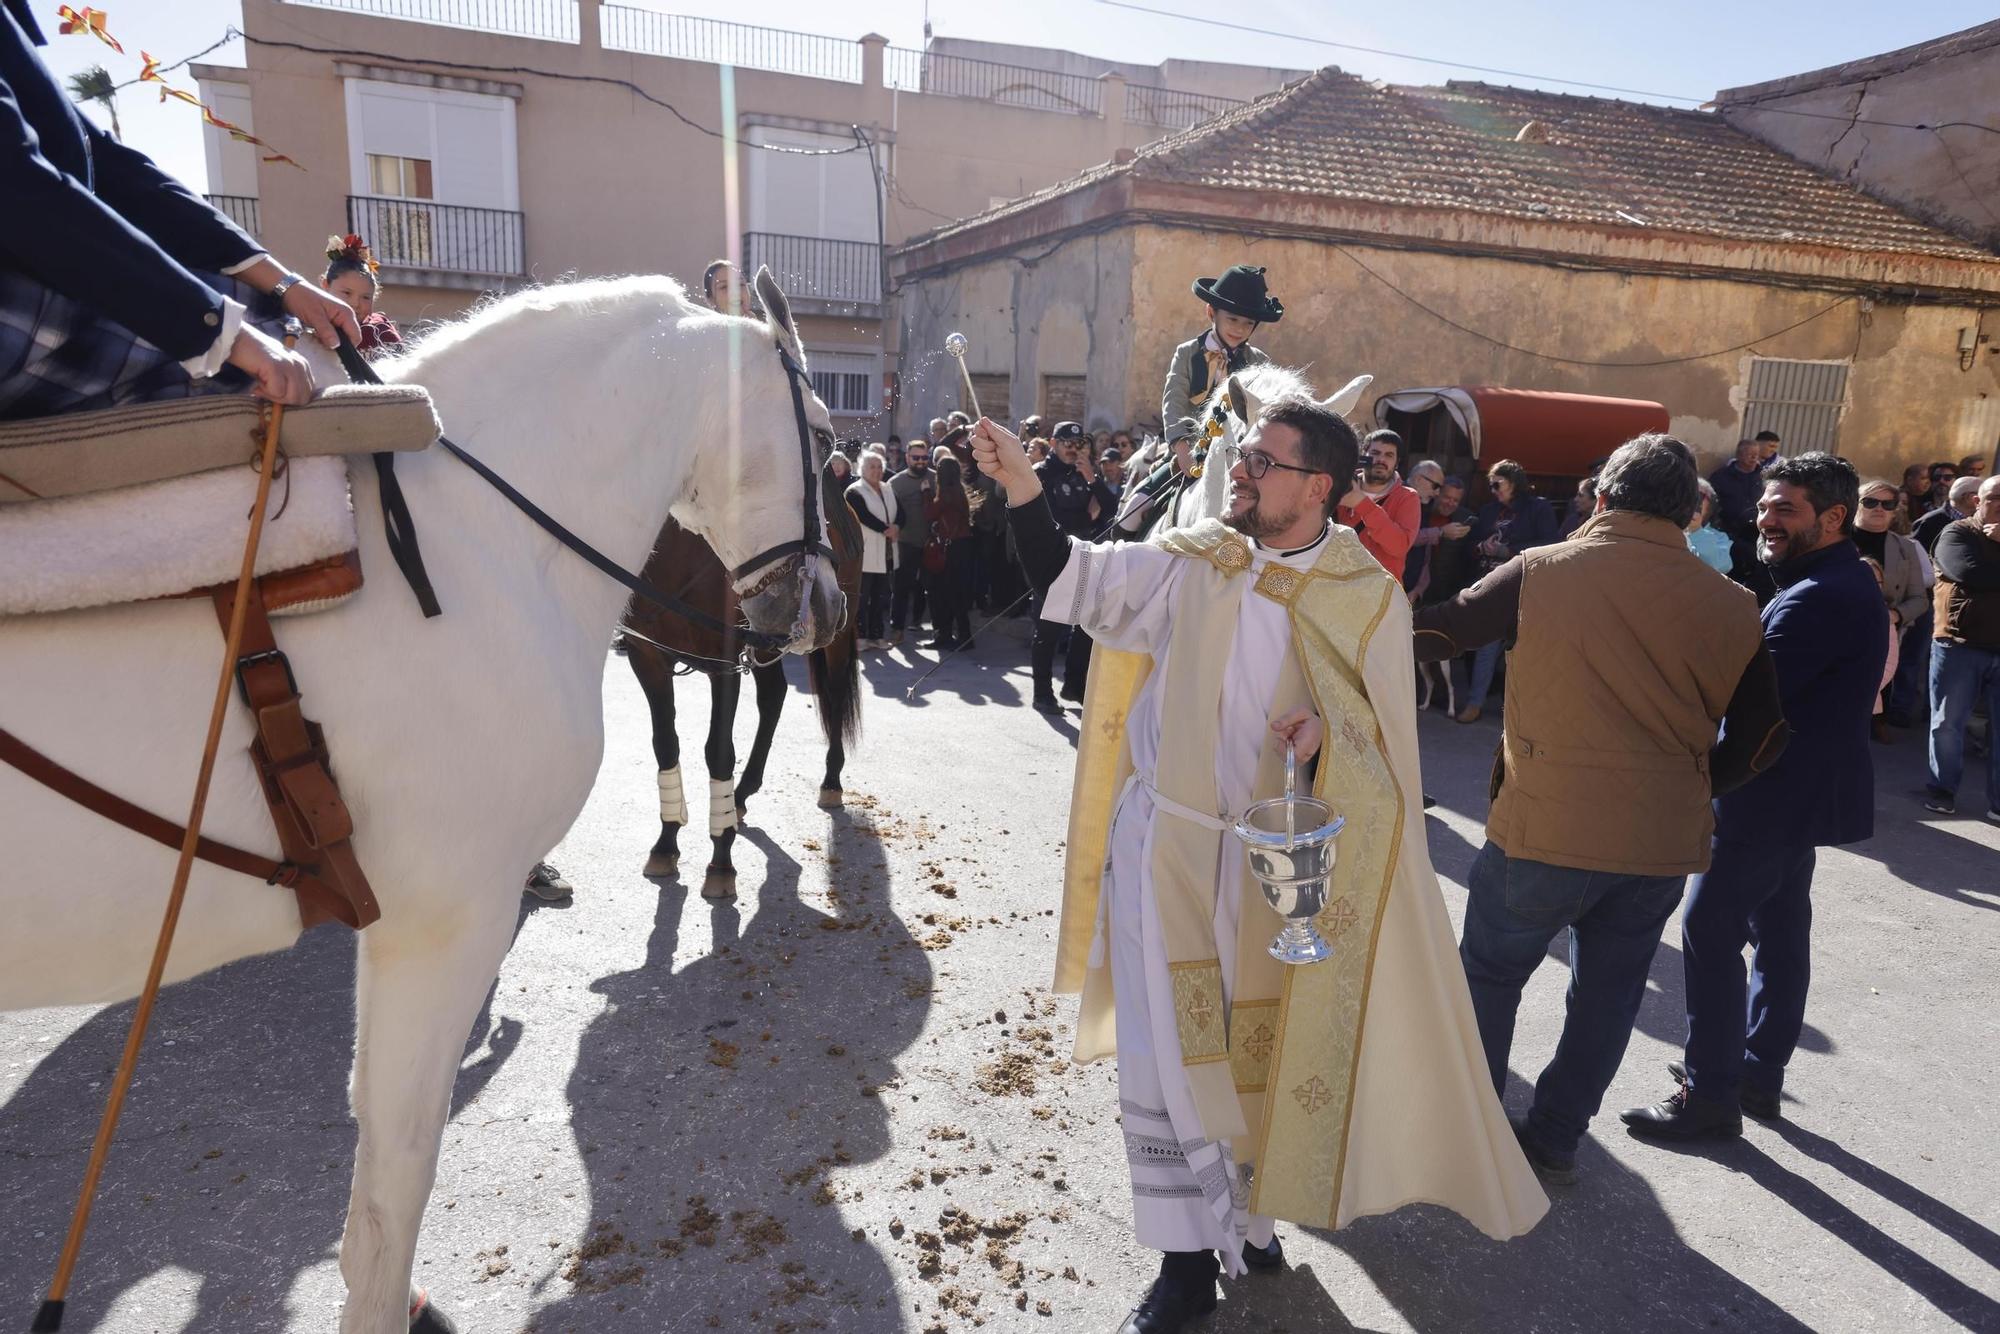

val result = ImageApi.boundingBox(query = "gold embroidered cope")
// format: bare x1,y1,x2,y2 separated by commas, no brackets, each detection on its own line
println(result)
1053,519,1405,1228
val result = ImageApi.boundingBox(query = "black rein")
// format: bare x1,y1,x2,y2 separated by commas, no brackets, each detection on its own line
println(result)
333,333,821,652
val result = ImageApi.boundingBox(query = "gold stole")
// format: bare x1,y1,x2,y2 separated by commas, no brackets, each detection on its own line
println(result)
1054,519,1406,1228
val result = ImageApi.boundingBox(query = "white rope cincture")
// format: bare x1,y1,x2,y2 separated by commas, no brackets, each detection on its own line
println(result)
708,777,738,836
658,767,688,825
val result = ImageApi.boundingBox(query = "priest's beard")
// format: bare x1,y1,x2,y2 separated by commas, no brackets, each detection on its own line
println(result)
1225,481,1310,541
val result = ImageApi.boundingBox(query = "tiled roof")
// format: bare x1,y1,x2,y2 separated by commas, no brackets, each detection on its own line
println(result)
905,68,1994,263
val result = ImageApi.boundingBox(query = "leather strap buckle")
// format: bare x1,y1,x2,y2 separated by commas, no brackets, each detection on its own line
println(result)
234,646,298,708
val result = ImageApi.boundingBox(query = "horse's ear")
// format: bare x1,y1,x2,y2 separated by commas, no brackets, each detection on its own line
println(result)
1319,374,1373,417
1227,373,1262,424
754,266,800,353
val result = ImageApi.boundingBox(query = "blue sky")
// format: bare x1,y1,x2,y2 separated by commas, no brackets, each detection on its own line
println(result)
34,0,1997,192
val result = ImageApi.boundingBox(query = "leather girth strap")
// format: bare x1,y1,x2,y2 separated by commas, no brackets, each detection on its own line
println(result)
209,581,380,931
0,584,378,933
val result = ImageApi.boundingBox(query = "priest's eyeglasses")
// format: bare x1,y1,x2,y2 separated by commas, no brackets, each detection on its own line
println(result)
1226,444,1325,480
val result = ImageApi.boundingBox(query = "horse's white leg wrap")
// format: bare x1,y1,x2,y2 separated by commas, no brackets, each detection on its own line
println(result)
708,777,738,836
658,767,688,825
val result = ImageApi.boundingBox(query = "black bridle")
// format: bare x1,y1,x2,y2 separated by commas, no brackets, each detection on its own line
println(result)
335,334,831,654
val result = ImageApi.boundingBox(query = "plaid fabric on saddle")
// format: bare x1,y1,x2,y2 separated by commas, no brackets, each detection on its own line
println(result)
0,270,287,421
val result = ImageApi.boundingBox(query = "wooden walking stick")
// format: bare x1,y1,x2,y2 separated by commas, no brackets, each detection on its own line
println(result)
31,336,302,1333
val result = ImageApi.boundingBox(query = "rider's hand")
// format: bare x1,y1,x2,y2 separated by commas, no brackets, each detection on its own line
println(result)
1270,708,1323,764
971,418,1041,506
226,325,315,406
279,280,362,352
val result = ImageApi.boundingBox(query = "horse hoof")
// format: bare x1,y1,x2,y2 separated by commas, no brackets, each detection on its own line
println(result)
701,869,737,900
644,852,679,877
817,786,845,809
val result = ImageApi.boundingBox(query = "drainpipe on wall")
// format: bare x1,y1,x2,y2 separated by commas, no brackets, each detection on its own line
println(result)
579,0,600,56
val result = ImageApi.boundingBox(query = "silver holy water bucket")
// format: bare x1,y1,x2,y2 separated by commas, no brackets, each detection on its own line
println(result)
1233,741,1345,966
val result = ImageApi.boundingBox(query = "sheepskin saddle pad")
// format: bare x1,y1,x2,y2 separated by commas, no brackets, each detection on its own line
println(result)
0,453,367,617
0,382,438,505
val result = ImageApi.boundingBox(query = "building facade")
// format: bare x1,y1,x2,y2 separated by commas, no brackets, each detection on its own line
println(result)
891,70,2000,479
193,0,1299,434
1717,20,2000,255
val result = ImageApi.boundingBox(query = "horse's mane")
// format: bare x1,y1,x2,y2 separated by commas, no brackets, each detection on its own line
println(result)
383,275,736,380
1235,362,1316,408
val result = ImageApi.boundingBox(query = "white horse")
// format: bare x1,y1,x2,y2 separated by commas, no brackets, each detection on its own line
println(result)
1145,366,1373,529
0,270,843,1332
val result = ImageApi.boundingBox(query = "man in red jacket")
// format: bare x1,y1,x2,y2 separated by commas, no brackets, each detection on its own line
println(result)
1336,429,1423,580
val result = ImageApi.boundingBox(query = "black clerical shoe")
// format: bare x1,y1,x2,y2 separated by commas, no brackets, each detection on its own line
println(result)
1033,694,1064,716
1114,1252,1218,1333
1621,1084,1743,1141
1666,1061,1782,1121
1240,1234,1285,1273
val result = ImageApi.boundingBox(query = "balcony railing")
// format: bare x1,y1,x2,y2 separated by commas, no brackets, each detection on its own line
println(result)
285,0,578,40
280,1,1252,129
1125,83,1244,130
205,194,261,237
601,9,861,80
742,232,880,309
347,197,525,278
884,46,1102,116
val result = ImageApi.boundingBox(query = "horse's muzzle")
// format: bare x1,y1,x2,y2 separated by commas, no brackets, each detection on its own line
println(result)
740,556,844,653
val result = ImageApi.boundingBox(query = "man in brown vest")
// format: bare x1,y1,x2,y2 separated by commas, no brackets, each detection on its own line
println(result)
1413,434,1788,1183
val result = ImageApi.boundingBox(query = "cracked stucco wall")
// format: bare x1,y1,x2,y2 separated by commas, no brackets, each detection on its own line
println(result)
899,223,2000,478
894,230,1137,434
1721,46,2000,252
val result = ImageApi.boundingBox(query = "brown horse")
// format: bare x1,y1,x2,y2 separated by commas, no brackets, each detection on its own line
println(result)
622,458,863,898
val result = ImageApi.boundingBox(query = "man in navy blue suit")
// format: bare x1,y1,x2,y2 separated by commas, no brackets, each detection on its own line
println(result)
1623,453,1884,1139
1,0,357,418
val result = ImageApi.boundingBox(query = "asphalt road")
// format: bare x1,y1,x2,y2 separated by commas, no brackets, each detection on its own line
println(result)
3,625,1996,1334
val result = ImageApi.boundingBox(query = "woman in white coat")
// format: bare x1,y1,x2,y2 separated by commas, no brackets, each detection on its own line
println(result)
845,447,901,649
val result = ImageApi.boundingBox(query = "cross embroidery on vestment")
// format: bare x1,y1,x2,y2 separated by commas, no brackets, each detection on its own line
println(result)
1292,1074,1334,1115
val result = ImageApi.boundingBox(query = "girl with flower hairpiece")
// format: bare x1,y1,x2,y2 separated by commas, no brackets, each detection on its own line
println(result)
323,234,402,358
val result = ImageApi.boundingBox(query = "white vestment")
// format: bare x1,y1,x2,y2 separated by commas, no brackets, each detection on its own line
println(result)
1044,523,1330,1271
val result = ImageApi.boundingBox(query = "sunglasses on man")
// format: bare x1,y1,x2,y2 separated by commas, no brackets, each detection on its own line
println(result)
1858,496,1898,510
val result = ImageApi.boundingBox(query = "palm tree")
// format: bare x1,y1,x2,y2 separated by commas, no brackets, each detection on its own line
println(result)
65,64,121,142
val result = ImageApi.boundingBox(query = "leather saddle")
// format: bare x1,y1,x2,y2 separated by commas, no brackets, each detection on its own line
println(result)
0,387,440,933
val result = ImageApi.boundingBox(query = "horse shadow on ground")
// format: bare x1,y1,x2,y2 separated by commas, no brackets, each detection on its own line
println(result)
0,910,524,1333
527,797,927,1331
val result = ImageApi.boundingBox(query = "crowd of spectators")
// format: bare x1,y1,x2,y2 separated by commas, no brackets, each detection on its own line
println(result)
836,408,1998,825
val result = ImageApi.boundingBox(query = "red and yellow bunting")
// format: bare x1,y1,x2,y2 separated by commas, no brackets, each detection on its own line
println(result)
138,48,304,171
55,5,123,53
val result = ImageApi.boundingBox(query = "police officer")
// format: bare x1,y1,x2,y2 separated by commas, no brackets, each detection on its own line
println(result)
1032,421,1116,713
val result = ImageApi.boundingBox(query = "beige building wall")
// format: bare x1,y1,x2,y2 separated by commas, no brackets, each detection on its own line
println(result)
899,223,2000,479
205,0,1282,431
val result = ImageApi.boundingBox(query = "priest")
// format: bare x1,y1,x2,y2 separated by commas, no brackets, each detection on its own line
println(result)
969,397,1546,1334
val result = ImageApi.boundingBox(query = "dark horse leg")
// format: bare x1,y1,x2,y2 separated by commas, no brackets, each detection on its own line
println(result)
735,661,789,817
820,723,847,809
628,645,685,877
700,671,744,900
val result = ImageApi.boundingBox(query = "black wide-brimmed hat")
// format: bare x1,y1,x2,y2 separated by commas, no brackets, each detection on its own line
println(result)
1193,264,1283,323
